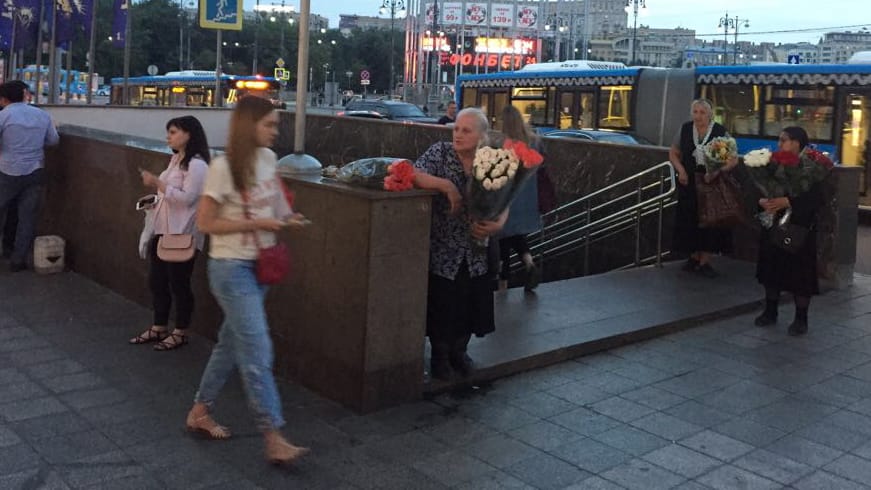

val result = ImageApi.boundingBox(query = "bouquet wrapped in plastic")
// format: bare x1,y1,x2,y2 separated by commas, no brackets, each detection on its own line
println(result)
701,136,738,173
335,157,415,191
467,138,544,245
743,147,833,227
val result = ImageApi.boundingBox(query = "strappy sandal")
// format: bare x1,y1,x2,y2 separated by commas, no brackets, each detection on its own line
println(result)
129,327,167,344
265,436,309,465
185,413,231,440
154,332,188,351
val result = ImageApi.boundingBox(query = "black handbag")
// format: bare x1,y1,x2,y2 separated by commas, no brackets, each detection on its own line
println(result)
769,209,810,254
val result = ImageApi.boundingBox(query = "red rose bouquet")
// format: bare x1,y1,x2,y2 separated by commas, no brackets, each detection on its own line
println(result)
743,146,833,227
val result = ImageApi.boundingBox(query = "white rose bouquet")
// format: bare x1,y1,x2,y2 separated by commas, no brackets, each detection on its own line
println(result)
467,138,544,246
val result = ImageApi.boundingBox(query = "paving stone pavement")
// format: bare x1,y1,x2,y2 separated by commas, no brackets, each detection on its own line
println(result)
2,267,871,489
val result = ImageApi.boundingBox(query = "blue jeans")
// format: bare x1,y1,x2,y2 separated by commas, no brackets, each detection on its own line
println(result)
0,169,43,266
194,258,285,431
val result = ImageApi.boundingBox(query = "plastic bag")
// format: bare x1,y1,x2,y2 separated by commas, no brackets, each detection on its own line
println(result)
335,157,411,190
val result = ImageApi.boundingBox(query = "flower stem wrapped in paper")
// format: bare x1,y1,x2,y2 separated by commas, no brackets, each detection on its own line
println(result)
743,147,834,227
702,136,738,173
335,157,415,191
467,138,544,246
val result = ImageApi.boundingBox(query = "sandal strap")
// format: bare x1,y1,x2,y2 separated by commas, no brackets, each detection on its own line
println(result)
130,327,167,344
187,414,230,439
154,332,187,351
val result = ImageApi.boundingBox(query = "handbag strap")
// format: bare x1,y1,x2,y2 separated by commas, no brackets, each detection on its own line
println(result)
241,190,265,251
156,154,186,235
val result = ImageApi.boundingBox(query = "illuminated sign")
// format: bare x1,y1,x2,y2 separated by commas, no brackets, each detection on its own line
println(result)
421,36,453,52
440,52,538,69
171,87,186,93
474,37,537,55
235,80,271,90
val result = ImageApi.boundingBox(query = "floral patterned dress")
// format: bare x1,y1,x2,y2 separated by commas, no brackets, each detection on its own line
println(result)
415,141,495,339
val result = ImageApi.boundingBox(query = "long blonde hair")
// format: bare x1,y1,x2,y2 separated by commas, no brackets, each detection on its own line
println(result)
501,105,537,146
226,96,275,191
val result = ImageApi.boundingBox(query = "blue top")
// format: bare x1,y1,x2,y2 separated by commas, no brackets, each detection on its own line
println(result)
499,174,540,238
0,103,60,176
414,142,489,280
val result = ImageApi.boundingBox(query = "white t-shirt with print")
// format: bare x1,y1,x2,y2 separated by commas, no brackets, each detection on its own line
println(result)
201,148,292,260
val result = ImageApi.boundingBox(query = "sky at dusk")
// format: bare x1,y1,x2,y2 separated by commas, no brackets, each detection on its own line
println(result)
241,0,870,45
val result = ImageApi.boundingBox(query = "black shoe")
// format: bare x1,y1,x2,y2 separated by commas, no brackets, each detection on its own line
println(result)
682,258,699,272
430,359,453,381
696,264,718,278
9,262,26,272
754,313,777,327
524,264,541,292
449,353,475,377
788,319,808,336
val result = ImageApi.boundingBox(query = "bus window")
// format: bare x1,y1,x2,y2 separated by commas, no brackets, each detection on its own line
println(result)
764,86,835,141
701,84,760,136
840,92,870,174
461,87,477,109
598,86,632,129
510,86,548,126
558,92,574,129
492,92,509,129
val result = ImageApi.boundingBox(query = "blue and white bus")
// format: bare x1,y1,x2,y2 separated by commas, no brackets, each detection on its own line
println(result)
110,71,283,108
457,61,871,171
16,65,94,99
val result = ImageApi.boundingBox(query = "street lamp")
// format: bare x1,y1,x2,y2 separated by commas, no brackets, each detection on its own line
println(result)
545,15,568,61
254,1,295,66
625,0,646,65
718,12,749,65
379,0,406,97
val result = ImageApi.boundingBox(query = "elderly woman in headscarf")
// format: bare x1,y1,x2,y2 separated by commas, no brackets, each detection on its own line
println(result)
669,98,738,278
413,107,507,381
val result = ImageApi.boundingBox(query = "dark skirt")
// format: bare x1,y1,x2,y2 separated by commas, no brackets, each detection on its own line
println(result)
756,229,819,296
426,266,495,340
673,171,733,255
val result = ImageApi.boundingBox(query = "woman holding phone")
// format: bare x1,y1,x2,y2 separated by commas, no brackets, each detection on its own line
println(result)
129,116,210,350
184,96,309,465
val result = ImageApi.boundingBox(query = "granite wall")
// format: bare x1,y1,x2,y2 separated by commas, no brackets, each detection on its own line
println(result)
39,121,859,410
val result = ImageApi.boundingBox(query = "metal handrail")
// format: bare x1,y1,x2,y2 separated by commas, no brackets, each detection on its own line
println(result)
513,161,676,276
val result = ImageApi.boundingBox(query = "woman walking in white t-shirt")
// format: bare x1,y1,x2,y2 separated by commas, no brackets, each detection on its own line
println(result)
184,96,309,465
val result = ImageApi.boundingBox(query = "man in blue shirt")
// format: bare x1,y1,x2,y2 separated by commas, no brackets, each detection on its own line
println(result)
1,81,35,260
0,81,59,272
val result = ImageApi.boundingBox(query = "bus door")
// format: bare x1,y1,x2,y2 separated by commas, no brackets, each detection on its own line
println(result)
477,89,509,128
839,89,871,197
555,90,596,129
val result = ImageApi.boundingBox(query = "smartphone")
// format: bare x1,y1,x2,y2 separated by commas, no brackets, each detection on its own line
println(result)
135,195,158,210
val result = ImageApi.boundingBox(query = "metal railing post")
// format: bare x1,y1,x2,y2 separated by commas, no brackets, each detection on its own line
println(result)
656,168,665,267
584,201,591,276
634,177,642,267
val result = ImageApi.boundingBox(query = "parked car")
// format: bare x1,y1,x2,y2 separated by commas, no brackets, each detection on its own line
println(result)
339,99,438,124
340,110,388,120
543,129,653,145
95,86,110,96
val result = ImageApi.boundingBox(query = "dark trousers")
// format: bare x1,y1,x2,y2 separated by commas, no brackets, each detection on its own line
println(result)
1,197,18,257
0,169,44,266
149,235,197,328
498,234,531,280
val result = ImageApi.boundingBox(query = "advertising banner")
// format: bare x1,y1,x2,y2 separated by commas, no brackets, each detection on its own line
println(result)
424,2,437,25
112,0,128,47
441,2,462,26
516,4,539,30
465,3,487,26
490,4,514,28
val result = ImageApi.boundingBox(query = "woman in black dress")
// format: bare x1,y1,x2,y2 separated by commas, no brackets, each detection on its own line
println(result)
669,98,738,277
754,127,826,336
413,107,507,380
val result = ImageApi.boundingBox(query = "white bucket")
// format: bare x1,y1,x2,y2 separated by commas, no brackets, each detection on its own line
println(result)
33,235,65,274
